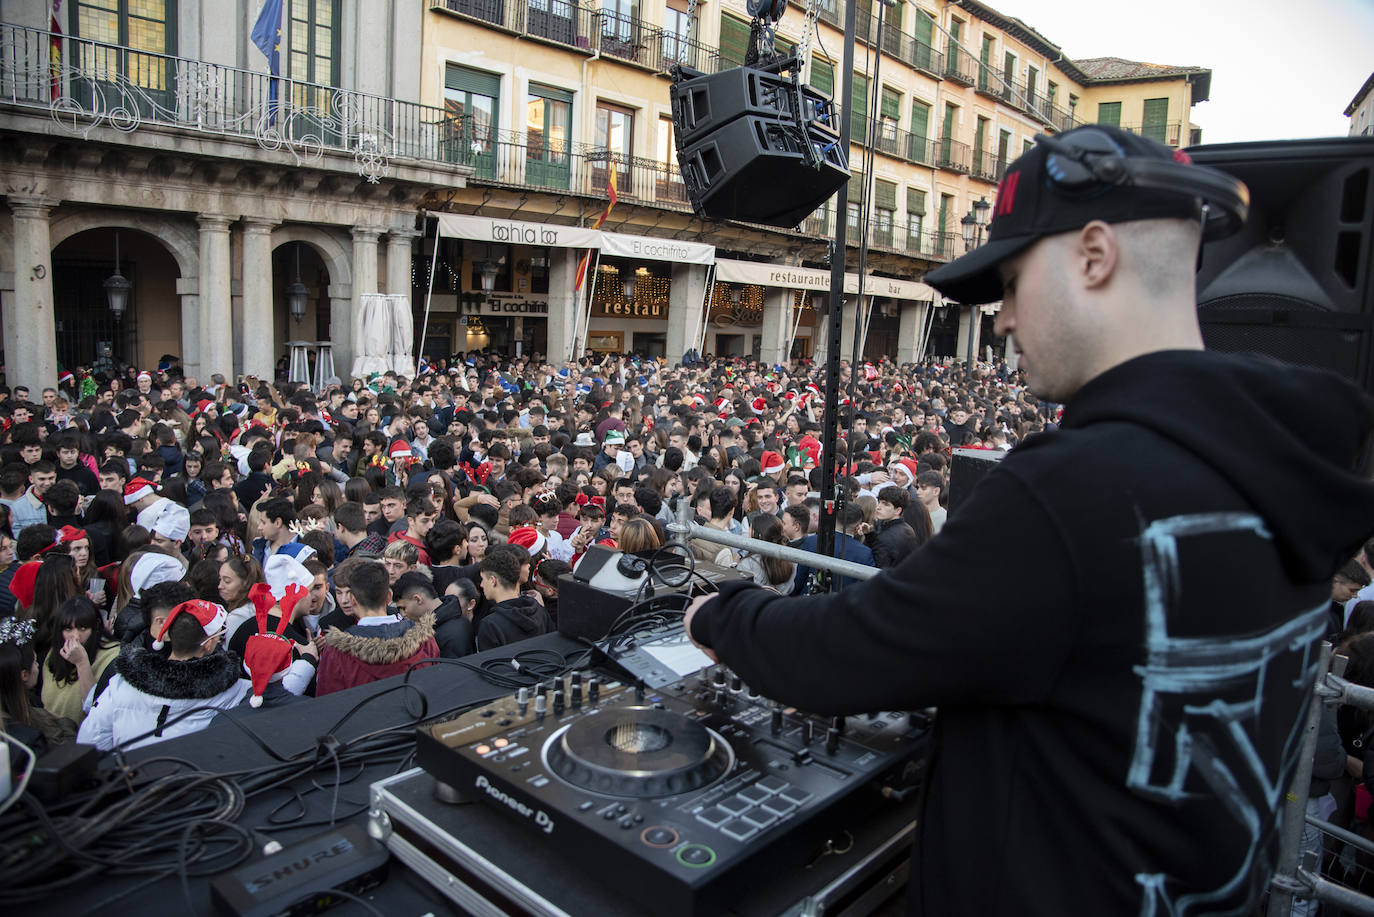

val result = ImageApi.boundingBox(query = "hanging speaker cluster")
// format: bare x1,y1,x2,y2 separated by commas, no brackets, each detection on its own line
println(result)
670,64,849,229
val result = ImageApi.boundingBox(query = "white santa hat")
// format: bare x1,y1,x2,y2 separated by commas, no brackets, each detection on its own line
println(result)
152,503,190,542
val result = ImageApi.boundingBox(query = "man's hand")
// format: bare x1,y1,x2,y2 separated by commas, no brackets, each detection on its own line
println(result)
682,593,719,664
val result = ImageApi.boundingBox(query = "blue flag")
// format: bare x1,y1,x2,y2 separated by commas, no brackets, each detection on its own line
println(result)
251,0,284,126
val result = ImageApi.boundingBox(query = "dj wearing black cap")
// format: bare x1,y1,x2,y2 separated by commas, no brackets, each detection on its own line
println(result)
684,126,1374,915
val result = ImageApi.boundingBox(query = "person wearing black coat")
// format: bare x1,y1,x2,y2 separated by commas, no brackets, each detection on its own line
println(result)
473,551,551,652
392,571,475,658
866,486,918,569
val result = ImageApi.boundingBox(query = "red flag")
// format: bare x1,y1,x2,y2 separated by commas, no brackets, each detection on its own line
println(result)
49,1,64,101
574,165,619,292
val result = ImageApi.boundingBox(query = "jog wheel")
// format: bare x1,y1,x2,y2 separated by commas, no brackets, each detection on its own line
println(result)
543,706,734,798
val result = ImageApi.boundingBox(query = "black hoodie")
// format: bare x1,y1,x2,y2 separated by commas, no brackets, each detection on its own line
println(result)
690,350,1374,917
475,595,552,652
433,595,476,658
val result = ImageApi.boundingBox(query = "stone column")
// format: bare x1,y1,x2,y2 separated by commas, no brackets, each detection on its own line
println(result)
240,220,277,380
759,287,791,368
348,227,380,377
176,278,201,381
956,305,980,365
897,300,925,364
666,263,708,365
7,195,58,390
545,247,579,366
385,229,418,295
197,214,233,384
330,293,353,379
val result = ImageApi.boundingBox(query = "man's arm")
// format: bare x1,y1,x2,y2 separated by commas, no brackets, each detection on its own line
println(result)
685,468,1080,714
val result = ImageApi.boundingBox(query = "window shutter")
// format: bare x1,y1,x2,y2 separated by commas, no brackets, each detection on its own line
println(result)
848,169,865,199
1096,101,1121,127
850,72,868,141
719,15,750,67
880,86,900,121
446,64,500,97
910,99,930,141
875,179,897,211
913,8,933,45
1142,97,1169,141
811,58,834,96
530,82,573,104
906,187,926,215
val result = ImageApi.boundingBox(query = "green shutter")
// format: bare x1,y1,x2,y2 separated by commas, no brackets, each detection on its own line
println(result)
910,99,929,142
1096,101,1121,127
913,7,933,45
719,15,750,67
937,193,950,233
811,58,834,97
850,72,869,141
530,82,573,105
848,169,865,199
906,187,926,215
445,64,500,97
880,86,900,121
1142,97,1169,142
875,179,897,211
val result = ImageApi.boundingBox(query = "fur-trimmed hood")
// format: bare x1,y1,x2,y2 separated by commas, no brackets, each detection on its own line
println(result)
116,646,243,700
322,613,435,665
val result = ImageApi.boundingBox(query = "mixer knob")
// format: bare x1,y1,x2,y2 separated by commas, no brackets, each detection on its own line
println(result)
516,687,529,716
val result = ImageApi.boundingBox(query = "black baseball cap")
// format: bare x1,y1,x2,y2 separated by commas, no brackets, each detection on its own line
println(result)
924,125,1208,305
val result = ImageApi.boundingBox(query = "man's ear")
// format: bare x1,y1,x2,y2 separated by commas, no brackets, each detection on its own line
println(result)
1076,220,1119,291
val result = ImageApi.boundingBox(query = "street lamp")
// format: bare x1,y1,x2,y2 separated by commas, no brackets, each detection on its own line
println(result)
103,231,132,322
480,260,500,294
285,242,309,323
960,197,992,365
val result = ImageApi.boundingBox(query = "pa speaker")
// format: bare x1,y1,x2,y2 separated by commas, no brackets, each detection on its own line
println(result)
677,115,848,228
670,66,839,148
1187,136,1374,390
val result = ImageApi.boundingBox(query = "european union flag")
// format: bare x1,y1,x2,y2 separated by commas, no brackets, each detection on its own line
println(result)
251,0,284,126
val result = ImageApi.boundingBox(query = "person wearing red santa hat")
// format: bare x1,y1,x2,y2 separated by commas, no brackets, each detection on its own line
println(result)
77,599,250,751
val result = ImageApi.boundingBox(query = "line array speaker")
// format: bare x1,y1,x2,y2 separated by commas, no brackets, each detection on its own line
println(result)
670,64,848,229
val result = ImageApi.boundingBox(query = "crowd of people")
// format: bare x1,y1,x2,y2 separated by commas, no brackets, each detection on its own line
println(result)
0,351,1031,754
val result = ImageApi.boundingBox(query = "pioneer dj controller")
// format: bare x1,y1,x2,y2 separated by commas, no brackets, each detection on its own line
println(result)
415,666,930,917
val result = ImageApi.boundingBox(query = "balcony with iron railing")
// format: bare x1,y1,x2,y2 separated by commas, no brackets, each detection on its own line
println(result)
430,0,599,53
905,229,961,261
1117,121,1185,147
934,136,971,173
943,43,978,86
970,148,1006,183
0,23,456,182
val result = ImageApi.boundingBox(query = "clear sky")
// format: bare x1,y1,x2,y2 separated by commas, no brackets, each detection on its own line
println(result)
970,0,1374,143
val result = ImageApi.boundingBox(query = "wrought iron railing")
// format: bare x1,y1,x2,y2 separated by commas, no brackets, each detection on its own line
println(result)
0,23,452,182
430,0,598,53
904,229,960,261
1117,121,1184,147
943,43,978,85
934,135,971,173
970,148,1005,183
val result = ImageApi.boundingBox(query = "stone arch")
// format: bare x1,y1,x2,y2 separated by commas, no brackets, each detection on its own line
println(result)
269,224,352,293
49,209,199,282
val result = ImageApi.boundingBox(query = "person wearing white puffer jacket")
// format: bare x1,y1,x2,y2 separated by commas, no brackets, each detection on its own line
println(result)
77,599,249,751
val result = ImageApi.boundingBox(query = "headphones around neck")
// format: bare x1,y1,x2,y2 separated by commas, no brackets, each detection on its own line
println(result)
1034,129,1249,241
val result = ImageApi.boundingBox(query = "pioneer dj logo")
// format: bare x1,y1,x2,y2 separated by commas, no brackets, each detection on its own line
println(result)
475,775,556,835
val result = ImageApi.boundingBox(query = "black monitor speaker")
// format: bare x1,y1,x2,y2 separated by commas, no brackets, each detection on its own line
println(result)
671,64,848,229
1187,136,1374,390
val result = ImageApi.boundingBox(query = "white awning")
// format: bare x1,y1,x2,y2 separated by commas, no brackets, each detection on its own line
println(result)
433,213,601,249
713,259,938,301
598,231,715,265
